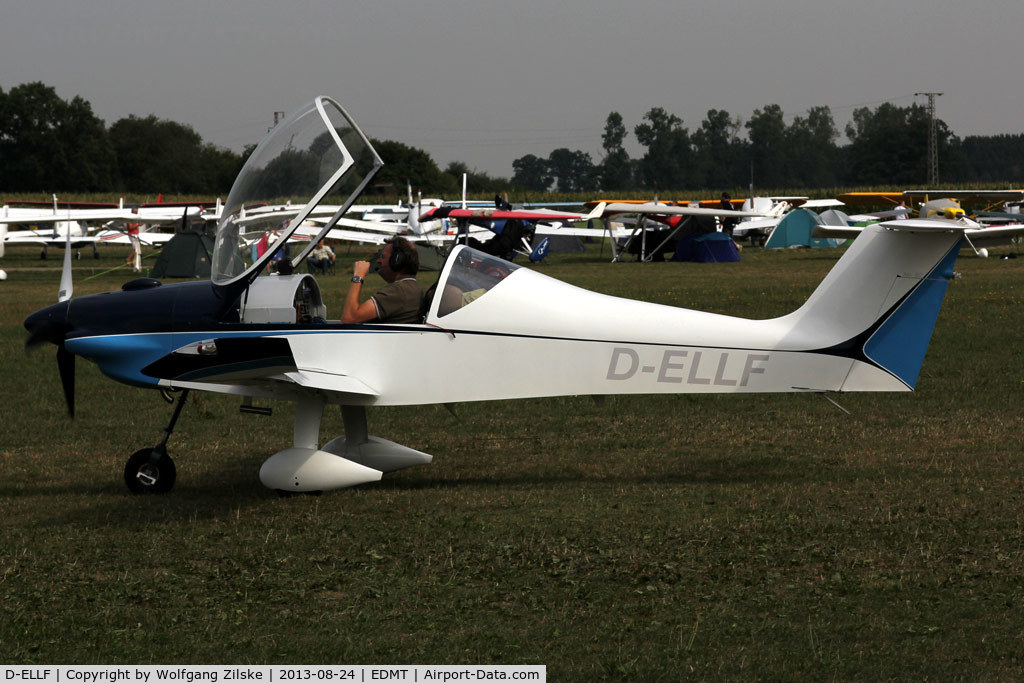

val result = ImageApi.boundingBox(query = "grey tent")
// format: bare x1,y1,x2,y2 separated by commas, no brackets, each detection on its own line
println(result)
818,209,852,226
151,231,214,278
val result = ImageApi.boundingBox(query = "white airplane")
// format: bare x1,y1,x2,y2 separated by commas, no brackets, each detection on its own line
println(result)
813,201,1024,258
24,95,1024,496
2,197,199,260
581,201,783,261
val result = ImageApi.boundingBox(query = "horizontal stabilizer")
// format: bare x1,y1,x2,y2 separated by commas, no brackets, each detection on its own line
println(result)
813,220,1024,246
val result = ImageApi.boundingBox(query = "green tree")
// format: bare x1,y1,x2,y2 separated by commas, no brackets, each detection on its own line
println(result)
843,103,963,185
744,104,788,187
786,106,839,187
546,148,597,193
511,153,553,192
443,161,507,195
634,107,691,190
0,82,116,192
960,134,1024,183
110,114,226,193
598,112,632,191
370,139,449,195
691,109,742,188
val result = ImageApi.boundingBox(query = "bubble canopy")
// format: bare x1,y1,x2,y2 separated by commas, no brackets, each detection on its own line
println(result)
211,97,382,285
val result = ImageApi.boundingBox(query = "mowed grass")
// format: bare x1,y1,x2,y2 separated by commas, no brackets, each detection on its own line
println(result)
1,241,1023,678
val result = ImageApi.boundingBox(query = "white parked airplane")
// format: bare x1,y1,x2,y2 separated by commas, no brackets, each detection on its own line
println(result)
24,96,1024,495
2,198,199,258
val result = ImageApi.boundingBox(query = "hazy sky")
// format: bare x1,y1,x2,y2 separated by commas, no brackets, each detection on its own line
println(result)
2,0,1021,179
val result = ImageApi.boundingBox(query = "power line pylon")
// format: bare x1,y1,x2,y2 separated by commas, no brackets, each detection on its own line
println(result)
915,92,943,185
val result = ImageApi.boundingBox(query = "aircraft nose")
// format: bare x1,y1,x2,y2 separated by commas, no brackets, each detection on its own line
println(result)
24,302,70,349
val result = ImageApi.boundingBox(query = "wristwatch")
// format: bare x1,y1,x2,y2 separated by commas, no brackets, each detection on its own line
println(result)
351,275,364,284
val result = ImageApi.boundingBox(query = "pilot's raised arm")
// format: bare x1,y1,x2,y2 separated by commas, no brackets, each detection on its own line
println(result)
340,237,423,324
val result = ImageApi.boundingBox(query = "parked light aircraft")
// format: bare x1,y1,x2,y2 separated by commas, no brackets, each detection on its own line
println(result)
579,201,782,261
23,96,1024,496
2,198,201,259
813,205,1024,258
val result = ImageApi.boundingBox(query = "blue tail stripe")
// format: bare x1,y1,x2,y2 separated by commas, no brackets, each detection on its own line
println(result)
862,242,960,388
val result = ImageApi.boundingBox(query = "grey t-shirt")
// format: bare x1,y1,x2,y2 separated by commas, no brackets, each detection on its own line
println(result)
370,278,423,323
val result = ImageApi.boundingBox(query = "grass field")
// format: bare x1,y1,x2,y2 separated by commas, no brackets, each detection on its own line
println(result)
1,240,1023,678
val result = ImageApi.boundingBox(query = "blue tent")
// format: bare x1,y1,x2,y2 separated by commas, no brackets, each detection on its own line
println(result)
764,208,844,249
672,231,740,262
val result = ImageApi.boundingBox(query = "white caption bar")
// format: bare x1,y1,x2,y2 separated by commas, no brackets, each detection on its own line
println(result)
1,667,544,683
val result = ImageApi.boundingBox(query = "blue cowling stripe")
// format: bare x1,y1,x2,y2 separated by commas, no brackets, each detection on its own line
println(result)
862,242,960,389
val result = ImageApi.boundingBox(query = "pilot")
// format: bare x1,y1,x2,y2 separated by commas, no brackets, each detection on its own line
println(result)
341,237,422,324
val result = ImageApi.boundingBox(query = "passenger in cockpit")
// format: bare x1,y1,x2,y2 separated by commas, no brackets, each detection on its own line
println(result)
341,237,423,324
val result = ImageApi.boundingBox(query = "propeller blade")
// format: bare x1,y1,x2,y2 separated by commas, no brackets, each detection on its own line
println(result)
57,344,75,418
58,218,73,302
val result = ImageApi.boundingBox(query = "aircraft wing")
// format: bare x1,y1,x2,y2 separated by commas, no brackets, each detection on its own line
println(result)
323,216,411,235
731,217,781,236
961,224,1024,245
836,192,904,206
813,220,1024,245
0,208,193,226
812,225,863,240
288,221,391,245
419,207,586,223
600,202,767,219
93,230,176,246
321,228,390,245
533,223,633,239
903,189,1024,202
3,234,102,246
800,199,845,209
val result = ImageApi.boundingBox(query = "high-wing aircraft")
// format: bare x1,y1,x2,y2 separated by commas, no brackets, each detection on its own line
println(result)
2,198,200,262
838,190,1024,219
417,203,606,260
24,96,1024,496
813,208,1024,258
580,201,783,261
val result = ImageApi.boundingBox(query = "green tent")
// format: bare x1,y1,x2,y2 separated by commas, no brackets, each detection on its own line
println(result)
764,208,844,249
151,231,214,278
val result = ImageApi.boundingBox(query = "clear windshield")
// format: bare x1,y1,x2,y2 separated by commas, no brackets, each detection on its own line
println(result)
435,247,520,317
212,97,381,284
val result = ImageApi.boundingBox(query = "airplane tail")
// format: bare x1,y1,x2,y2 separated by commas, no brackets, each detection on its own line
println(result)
407,201,421,235
529,236,550,262
778,222,963,390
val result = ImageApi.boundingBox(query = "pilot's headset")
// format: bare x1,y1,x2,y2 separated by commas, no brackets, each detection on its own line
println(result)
372,240,408,274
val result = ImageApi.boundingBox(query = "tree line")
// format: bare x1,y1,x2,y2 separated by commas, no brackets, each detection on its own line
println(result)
513,104,1024,193
0,82,508,196
2,81,1022,196
0,82,243,194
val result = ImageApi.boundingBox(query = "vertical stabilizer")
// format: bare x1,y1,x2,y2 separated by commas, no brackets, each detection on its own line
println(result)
778,223,962,390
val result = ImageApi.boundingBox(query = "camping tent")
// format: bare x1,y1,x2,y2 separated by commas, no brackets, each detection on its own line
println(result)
818,209,852,227
764,208,844,249
151,231,214,278
672,231,740,262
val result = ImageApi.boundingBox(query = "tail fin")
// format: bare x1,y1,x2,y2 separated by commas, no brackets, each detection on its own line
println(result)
529,236,550,262
780,222,962,390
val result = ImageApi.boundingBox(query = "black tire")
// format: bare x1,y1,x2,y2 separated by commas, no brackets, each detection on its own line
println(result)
124,448,176,494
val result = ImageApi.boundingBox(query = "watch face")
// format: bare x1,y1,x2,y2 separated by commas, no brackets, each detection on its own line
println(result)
352,276,363,283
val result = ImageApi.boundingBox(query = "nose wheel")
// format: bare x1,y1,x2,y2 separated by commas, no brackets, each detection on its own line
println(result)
124,388,188,494
124,447,176,493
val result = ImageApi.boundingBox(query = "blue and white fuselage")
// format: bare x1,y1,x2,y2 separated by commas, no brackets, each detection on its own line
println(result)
23,94,999,495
